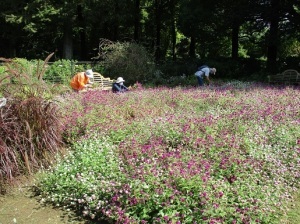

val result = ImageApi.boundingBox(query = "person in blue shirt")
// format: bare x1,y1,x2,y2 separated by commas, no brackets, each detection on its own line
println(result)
195,65,216,86
112,77,129,93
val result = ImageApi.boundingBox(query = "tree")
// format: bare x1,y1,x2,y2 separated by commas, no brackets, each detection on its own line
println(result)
266,0,280,73
178,0,222,59
0,0,28,57
216,0,251,59
134,0,141,42
262,0,300,73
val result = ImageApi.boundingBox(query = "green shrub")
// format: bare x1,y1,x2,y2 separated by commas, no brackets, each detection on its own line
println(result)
43,60,106,86
43,60,74,84
99,40,156,85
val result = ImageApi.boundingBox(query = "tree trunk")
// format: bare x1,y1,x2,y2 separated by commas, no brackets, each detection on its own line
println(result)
189,36,196,58
8,38,17,58
77,4,87,60
170,0,176,61
155,0,162,62
134,0,140,42
267,0,280,73
231,20,239,59
155,0,161,62
112,1,119,41
63,18,73,59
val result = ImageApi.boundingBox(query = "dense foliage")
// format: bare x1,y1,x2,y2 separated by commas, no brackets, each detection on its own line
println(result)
0,0,299,75
0,54,64,182
95,40,156,84
36,82,300,223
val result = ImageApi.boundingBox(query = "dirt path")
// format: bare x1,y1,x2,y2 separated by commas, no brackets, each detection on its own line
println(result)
0,178,86,224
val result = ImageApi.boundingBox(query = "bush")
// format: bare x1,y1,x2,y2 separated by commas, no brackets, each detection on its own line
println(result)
98,40,156,85
43,59,76,84
0,53,64,183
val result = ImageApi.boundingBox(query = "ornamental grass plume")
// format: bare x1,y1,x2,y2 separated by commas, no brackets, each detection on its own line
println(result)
0,53,64,185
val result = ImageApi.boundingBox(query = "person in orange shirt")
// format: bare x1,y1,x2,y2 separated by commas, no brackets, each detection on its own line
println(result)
70,69,94,91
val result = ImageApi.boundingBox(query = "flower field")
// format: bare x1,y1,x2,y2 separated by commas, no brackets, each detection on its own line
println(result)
37,81,300,223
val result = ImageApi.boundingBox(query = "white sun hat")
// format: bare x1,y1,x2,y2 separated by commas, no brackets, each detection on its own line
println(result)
116,77,125,83
210,68,217,75
85,69,94,78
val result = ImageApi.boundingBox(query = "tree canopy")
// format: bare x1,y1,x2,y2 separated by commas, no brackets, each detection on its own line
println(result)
0,0,299,73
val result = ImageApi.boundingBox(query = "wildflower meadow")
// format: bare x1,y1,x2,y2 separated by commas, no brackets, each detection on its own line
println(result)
36,81,300,223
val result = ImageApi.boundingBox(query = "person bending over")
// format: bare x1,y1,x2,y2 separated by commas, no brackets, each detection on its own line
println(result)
112,77,129,93
70,69,94,92
195,65,216,86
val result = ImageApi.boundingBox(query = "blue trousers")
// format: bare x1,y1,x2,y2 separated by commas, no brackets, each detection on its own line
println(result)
196,76,204,86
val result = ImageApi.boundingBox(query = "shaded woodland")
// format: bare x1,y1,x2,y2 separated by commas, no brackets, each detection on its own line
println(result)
0,0,300,75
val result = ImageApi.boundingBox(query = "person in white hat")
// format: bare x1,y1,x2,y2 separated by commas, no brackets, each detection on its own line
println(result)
112,77,129,93
195,65,216,86
70,69,94,91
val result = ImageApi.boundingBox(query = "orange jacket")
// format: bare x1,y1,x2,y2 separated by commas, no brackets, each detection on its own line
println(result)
70,72,89,90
